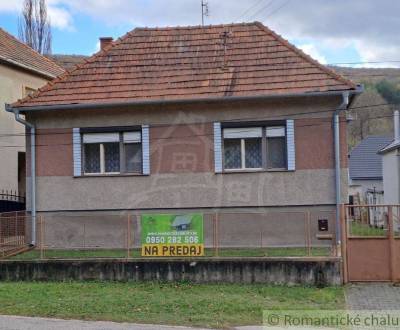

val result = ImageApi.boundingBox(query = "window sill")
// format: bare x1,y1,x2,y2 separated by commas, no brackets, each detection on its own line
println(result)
74,173,148,178
220,168,293,174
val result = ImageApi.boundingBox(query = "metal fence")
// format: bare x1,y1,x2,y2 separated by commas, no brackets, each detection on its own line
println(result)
343,204,400,282
0,191,25,213
21,209,338,260
0,211,31,258
344,204,400,237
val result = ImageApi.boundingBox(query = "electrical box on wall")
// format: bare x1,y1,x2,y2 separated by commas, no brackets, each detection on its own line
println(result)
318,219,328,232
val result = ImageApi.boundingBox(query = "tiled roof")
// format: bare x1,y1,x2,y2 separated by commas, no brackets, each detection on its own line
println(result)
349,136,393,180
0,28,64,79
47,54,88,70
13,22,356,108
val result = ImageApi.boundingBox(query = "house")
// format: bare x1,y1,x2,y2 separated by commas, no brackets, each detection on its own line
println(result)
46,54,88,70
5,22,362,246
379,111,400,205
172,215,192,231
0,28,64,197
348,135,392,204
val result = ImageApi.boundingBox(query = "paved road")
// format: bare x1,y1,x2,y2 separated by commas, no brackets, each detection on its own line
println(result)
345,283,400,310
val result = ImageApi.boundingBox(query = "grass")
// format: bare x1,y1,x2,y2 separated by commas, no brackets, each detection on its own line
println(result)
349,221,386,237
0,281,345,328
8,247,332,260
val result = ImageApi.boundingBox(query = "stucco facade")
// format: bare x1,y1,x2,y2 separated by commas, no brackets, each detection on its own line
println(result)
0,64,50,194
25,95,349,211
382,149,400,204
21,95,349,247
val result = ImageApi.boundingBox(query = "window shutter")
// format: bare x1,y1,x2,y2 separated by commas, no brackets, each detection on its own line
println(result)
142,125,150,175
214,122,223,173
72,128,82,176
286,119,296,171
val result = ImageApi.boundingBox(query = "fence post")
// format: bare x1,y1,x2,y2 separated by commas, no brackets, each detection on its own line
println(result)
214,212,219,257
340,204,348,284
15,212,18,246
39,216,44,259
83,223,86,249
127,214,131,259
306,211,311,256
388,206,395,282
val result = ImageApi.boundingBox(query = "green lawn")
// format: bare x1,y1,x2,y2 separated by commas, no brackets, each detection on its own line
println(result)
9,247,332,260
0,282,344,328
349,221,387,237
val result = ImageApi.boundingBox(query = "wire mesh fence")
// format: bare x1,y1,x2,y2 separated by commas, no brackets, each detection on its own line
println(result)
344,205,400,238
0,211,31,257
345,205,389,237
6,209,338,260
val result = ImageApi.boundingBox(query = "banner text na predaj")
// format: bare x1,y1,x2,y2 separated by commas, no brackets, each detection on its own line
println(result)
141,213,204,257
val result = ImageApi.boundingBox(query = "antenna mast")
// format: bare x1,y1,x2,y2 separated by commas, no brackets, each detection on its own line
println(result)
201,0,209,26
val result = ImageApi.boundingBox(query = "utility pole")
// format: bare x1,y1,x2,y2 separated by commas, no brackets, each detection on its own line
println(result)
201,0,209,26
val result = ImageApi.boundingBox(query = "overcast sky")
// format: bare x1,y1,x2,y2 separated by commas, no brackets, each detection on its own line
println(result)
0,0,399,67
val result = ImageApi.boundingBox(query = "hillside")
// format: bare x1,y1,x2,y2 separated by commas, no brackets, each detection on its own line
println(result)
331,66,400,148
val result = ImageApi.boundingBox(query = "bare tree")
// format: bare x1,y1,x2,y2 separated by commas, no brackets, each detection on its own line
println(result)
18,0,52,55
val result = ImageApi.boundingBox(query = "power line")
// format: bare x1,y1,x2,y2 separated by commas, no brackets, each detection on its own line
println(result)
328,60,400,66
0,102,398,148
0,100,397,140
0,101,395,138
234,0,266,22
264,0,292,19
247,0,276,21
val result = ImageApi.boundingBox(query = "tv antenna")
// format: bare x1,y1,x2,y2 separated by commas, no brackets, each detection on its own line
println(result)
201,0,209,26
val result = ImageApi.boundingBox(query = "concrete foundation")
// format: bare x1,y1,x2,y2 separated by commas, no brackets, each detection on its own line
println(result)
0,258,341,286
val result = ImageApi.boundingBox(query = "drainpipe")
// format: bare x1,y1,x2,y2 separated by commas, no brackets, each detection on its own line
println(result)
5,106,36,245
395,111,400,205
334,92,350,247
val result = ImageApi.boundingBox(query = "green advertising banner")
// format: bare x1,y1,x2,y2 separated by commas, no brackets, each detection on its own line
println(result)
141,213,204,257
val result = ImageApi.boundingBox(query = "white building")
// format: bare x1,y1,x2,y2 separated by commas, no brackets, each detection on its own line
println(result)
379,111,400,205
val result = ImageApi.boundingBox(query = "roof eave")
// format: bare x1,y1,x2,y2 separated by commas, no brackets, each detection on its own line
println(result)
378,142,400,154
0,55,58,80
8,86,363,113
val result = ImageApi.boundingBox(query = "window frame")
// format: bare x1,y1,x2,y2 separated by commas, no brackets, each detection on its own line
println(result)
222,122,288,173
81,126,143,176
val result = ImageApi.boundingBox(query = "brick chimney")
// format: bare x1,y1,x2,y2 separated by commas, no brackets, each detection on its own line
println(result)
99,37,113,50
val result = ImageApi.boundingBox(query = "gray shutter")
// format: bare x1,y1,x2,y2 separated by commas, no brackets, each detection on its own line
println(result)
214,122,223,173
72,128,82,176
142,125,150,175
286,119,295,171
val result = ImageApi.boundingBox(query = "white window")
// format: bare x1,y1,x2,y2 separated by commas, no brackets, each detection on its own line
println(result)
266,126,286,169
223,127,263,170
83,131,142,175
222,125,287,171
123,132,142,173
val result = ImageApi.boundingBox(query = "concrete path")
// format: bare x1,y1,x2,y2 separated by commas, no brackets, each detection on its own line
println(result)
345,283,400,310
0,316,213,330
0,315,263,330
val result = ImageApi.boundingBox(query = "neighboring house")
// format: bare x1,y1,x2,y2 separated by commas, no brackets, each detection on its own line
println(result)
0,28,64,196
6,22,362,246
348,135,392,204
172,215,192,231
379,111,400,205
46,54,88,70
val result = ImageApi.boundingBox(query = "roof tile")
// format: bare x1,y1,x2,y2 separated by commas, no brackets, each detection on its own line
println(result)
0,28,64,78
12,22,356,108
